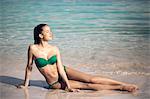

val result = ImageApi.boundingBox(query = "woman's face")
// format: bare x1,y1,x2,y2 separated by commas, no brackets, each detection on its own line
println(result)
41,25,53,41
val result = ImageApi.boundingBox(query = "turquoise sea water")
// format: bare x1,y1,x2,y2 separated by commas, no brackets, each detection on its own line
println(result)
0,0,150,75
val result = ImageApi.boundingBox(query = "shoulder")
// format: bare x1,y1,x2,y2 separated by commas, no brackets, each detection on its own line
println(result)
52,45,60,53
28,44,37,52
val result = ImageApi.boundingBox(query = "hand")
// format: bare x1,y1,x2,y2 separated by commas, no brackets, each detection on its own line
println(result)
66,88,80,92
16,84,28,89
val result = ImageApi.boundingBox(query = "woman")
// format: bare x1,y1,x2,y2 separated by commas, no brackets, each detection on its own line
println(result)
17,24,138,92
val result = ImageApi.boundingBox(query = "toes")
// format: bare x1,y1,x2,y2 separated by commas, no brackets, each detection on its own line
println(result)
122,85,136,92
126,84,139,91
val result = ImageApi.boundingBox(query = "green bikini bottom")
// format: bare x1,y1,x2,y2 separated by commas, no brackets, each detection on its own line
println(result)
48,66,67,89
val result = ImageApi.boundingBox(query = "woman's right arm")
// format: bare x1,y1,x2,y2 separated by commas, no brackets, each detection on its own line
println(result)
17,45,34,88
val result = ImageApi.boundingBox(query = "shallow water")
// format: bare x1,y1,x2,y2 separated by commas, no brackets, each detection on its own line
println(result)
0,0,150,76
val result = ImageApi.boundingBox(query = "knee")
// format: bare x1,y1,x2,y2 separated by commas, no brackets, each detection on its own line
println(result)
86,83,102,91
87,83,93,88
90,77,100,84
81,83,92,89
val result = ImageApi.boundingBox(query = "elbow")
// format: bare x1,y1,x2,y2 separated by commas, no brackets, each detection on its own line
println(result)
26,65,32,71
25,66,32,76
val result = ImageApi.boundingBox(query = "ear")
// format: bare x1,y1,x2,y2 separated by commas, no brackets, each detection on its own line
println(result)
39,34,43,39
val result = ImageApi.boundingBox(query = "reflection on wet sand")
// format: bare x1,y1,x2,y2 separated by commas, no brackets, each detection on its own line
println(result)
23,89,29,99
20,86,140,99
45,89,128,99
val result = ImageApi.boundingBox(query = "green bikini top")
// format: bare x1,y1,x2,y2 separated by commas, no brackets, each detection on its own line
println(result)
35,55,57,68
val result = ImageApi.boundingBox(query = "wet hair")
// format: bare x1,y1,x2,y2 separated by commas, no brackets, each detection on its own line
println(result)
33,24,48,44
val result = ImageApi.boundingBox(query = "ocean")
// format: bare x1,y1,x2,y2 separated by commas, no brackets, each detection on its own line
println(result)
0,0,150,75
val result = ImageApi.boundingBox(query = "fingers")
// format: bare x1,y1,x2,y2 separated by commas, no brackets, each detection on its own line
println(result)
73,89,80,92
16,84,28,89
66,88,80,92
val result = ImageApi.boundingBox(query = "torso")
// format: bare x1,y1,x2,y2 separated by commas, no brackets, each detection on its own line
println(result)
31,44,59,84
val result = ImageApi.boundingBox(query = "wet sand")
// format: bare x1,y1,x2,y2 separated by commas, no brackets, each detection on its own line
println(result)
1,61,150,99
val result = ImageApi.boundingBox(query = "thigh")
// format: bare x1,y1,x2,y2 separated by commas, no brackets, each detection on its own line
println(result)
68,80,88,89
51,81,67,90
65,66,93,83
52,80,89,90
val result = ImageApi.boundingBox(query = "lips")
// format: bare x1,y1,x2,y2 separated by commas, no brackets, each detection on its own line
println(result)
49,36,53,39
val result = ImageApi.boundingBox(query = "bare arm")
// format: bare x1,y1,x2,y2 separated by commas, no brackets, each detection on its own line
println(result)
55,47,80,92
55,47,71,88
17,45,34,88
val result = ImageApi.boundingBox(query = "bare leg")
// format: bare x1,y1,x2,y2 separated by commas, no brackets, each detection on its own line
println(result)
68,80,136,92
66,67,126,85
65,67,138,90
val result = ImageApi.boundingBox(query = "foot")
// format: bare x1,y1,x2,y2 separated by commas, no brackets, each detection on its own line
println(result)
121,84,139,92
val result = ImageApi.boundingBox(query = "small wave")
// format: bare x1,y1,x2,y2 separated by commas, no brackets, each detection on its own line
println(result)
101,70,150,76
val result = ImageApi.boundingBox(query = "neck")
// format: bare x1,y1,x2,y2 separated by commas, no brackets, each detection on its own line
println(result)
39,40,49,48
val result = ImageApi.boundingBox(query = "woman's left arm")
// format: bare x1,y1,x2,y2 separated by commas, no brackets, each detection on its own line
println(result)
55,47,71,88
55,46,79,92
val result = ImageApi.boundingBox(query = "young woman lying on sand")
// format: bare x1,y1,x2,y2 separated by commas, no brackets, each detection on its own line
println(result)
17,24,139,92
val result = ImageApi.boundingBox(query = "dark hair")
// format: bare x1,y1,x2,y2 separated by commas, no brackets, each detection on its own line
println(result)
34,24,48,44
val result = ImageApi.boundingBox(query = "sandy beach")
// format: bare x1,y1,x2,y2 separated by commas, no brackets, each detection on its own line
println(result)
1,59,150,99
